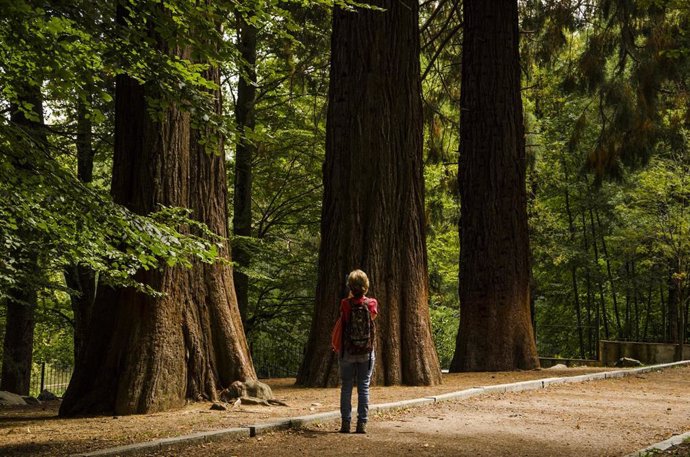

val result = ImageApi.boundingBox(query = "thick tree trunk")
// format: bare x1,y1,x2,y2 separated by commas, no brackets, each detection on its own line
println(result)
64,95,97,362
297,0,441,387
1,89,45,395
60,11,255,416
449,0,539,372
232,15,257,328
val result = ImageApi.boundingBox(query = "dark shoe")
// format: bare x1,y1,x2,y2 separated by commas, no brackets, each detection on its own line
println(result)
356,421,366,434
339,420,350,433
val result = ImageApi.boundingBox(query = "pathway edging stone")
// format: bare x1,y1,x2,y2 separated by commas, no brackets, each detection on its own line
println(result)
626,430,690,456
72,427,250,457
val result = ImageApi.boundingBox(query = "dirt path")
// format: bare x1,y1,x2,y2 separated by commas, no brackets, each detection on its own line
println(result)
138,365,690,457
1,366,688,456
0,367,611,456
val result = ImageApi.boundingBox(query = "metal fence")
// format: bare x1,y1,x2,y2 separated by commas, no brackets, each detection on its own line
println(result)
250,340,305,379
29,362,72,397
1,344,304,399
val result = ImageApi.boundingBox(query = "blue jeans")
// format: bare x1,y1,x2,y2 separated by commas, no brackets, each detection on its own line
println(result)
339,353,375,423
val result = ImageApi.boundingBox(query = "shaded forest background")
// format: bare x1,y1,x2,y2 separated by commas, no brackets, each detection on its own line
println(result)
1,0,689,391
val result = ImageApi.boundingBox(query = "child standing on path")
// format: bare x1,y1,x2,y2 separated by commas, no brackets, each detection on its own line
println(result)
338,269,378,434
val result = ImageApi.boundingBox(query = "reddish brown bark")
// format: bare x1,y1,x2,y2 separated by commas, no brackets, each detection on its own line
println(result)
296,0,441,387
59,11,254,416
450,0,539,371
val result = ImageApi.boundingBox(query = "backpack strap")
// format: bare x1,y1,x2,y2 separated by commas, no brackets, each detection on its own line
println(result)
365,298,373,368
340,310,345,359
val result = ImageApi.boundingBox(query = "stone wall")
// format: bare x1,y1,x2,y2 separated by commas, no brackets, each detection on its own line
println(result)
600,340,690,366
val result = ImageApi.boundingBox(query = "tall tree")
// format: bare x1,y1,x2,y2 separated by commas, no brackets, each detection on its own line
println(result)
297,0,442,387
450,0,539,371
64,92,98,363
232,13,257,326
0,87,45,395
59,5,255,416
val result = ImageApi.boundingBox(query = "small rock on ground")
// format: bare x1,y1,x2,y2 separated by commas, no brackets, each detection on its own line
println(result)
0,391,27,405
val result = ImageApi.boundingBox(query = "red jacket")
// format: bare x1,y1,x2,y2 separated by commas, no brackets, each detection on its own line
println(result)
340,295,378,321
331,296,378,353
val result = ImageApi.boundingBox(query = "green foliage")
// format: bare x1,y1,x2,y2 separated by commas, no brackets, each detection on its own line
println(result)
525,11,690,357
4,0,689,373
0,0,247,300
0,119,223,297
419,0,462,365
425,163,459,366
32,286,75,368
226,2,330,348
429,304,457,369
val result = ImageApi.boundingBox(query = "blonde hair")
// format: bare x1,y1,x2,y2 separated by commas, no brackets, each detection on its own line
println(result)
347,269,369,296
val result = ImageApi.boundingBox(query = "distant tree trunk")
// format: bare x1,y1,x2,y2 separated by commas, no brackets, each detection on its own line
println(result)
564,187,585,358
642,280,652,341
0,284,36,396
64,94,97,362
660,280,667,341
659,280,669,343
632,259,639,341
449,0,539,372
297,0,442,387
232,14,257,328
60,8,255,416
1,87,45,395
624,261,631,339
581,211,595,357
1,270,37,396
588,206,610,339
76,95,95,183
595,208,621,336
668,267,679,344
674,267,685,361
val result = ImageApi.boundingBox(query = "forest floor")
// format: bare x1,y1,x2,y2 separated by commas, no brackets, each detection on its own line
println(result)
1,366,688,456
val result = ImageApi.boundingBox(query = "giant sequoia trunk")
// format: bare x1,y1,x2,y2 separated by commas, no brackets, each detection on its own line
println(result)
1,88,45,395
60,14,255,416
296,0,441,387
450,0,539,372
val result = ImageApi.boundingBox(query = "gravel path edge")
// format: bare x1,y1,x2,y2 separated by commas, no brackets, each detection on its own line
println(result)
625,430,690,457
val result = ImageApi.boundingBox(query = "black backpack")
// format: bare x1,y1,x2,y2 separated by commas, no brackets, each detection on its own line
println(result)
343,299,375,355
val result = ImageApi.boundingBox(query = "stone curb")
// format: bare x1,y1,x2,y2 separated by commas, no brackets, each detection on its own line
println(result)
73,360,690,456
626,430,690,456
72,427,250,456
428,386,486,402
289,411,340,428
370,397,436,412
249,420,292,437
